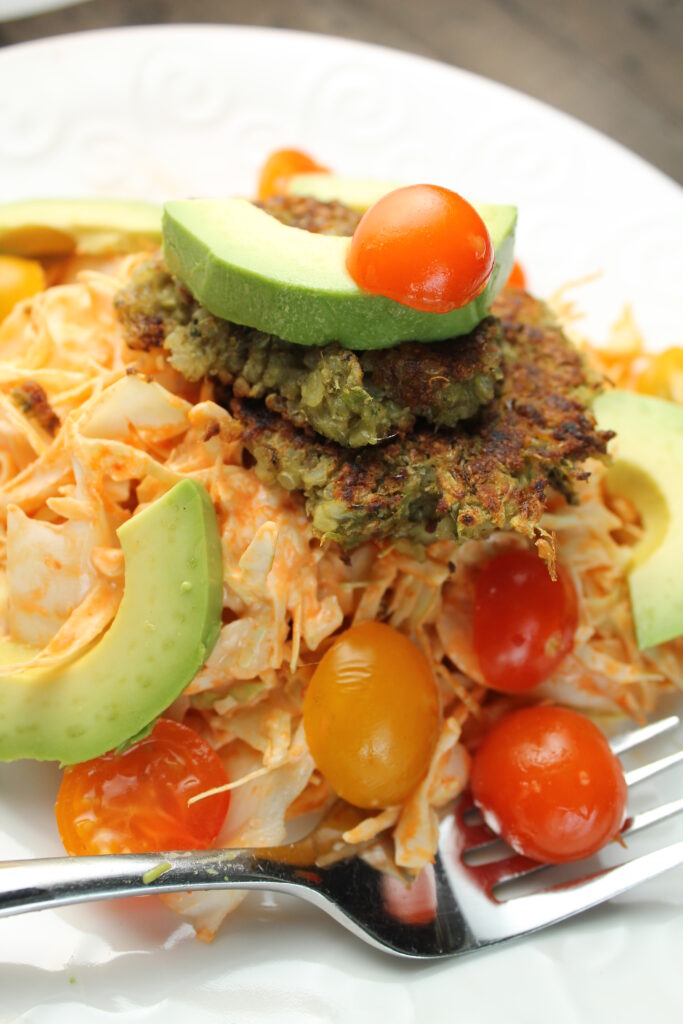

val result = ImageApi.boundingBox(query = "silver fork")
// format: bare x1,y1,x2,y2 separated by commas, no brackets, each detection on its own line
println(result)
1,714,681,958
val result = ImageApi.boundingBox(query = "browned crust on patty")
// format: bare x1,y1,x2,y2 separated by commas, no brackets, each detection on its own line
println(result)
362,318,503,428
233,290,613,548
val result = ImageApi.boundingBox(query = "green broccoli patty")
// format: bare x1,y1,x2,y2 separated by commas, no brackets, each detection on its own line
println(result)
115,260,503,448
231,290,612,549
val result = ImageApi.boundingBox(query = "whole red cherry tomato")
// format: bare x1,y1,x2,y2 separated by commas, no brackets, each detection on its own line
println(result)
473,548,578,693
470,705,627,863
346,184,494,313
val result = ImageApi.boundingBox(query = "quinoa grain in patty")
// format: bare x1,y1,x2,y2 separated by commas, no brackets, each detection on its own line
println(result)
255,194,361,236
233,291,611,549
116,261,504,446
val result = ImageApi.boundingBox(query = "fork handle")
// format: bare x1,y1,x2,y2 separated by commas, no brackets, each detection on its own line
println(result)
0,848,303,918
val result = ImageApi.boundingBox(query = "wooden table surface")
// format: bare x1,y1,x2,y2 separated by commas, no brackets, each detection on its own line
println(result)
1,0,681,182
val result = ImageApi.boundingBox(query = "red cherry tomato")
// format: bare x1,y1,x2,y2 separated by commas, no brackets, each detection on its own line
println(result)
303,621,440,809
55,719,230,855
257,148,329,201
473,548,578,693
346,184,494,313
506,260,527,288
470,706,627,863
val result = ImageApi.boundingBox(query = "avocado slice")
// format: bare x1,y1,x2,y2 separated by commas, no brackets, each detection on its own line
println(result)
287,173,403,212
594,389,683,649
0,479,222,763
0,198,161,257
162,198,516,348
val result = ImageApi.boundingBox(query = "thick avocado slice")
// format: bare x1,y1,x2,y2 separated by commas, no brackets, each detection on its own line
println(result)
287,173,403,212
162,198,516,348
0,198,161,257
0,479,222,763
594,389,683,649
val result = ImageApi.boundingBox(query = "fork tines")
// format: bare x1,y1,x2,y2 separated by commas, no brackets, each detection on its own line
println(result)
450,714,683,943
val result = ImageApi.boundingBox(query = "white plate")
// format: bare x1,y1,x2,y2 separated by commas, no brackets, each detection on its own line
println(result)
0,25,681,1024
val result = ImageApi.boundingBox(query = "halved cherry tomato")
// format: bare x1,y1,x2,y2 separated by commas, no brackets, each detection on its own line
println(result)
346,184,494,313
470,706,627,863
0,255,45,322
473,548,578,693
55,719,231,855
303,621,440,809
257,148,329,201
506,260,527,289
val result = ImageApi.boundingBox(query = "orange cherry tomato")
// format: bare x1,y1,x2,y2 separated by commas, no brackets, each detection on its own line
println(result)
634,347,683,402
473,548,578,693
55,719,231,855
506,260,527,289
471,706,627,863
346,184,494,313
257,148,329,201
0,255,45,322
303,621,440,809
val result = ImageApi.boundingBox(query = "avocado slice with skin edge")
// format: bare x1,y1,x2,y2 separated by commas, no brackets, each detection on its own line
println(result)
162,198,516,348
287,173,404,212
0,198,162,257
0,479,223,764
593,389,683,650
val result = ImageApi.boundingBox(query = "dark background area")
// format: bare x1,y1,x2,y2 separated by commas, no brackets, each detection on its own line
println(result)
1,0,681,182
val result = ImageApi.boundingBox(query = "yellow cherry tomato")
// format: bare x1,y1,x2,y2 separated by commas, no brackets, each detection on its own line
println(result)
303,621,440,809
0,255,45,322
634,348,683,403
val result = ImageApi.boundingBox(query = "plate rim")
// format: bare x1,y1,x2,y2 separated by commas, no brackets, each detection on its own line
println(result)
0,21,681,199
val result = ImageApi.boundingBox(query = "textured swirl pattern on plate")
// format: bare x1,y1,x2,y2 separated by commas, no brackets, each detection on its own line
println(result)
0,93,61,160
138,45,229,126
297,58,409,146
64,118,143,192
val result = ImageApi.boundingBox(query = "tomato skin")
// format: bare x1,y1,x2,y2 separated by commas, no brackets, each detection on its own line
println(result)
303,621,440,809
257,148,329,201
346,184,494,313
506,260,527,289
470,706,627,863
55,719,230,855
0,255,45,321
473,548,578,693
